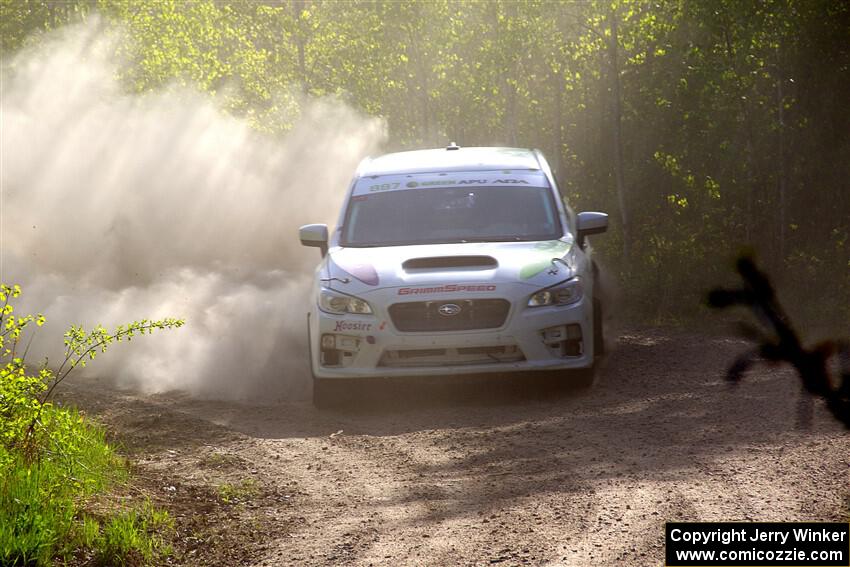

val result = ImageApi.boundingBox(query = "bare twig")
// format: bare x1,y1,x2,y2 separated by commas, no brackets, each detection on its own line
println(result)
707,255,850,428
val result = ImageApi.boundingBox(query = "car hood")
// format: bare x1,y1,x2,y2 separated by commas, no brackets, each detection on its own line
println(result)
324,238,578,294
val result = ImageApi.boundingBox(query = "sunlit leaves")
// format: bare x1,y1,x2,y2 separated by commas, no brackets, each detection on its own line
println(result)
0,283,184,456
62,317,185,372
3,0,848,322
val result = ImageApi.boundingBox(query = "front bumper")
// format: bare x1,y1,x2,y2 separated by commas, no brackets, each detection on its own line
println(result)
310,297,594,379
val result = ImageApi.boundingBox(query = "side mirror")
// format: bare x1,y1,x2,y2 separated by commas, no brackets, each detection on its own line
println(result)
299,223,329,257
576,212,608,248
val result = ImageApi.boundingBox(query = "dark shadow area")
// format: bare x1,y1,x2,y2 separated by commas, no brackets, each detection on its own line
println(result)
319,370,593,413
55,381,241,455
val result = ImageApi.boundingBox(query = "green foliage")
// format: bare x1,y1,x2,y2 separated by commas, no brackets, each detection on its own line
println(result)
217,478,258,505
0,0,92,52
0,417,122,566
0,284,183,565
0,284,183,456
4,1,848,324
90,500,174,566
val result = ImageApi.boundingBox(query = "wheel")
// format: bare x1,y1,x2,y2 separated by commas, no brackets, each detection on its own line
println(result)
532,365,595,392
312,377,348,409
307,312,349,409
593,296,604,357
571,365,596,389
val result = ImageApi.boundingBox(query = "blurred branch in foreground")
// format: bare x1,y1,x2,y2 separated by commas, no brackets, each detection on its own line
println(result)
707,256,850,429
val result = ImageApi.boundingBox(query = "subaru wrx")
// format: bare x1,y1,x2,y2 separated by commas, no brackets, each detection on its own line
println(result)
300,145,608,406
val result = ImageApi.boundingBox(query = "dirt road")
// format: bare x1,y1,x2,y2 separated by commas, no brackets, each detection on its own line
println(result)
63,328,849,566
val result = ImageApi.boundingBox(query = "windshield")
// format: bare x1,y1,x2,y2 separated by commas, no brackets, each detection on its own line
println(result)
341,185,562,247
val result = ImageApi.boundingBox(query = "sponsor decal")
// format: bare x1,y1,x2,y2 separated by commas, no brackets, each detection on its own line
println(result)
397,284,497,295
378,321,387,331
356,175,546,195
333,260,379,286
334,321,373,332
520,240,572,280
519,260,555,280
411,179,526,187
369,182,400,192
535,240,570,251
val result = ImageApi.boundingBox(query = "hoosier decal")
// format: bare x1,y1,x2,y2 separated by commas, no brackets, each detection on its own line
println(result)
334,321,373,332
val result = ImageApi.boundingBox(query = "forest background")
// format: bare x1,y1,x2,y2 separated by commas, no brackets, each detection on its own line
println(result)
3,0,848,330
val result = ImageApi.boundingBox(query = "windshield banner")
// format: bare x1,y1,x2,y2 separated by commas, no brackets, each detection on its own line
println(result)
352,172,549,196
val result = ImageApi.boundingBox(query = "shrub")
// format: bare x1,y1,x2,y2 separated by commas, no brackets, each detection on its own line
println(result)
0,283,183,565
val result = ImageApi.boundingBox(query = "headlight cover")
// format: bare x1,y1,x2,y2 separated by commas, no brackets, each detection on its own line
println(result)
527,277,583,307
319,288,373,315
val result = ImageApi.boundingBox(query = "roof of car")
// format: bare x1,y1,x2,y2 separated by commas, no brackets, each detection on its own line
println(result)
358,146,542,176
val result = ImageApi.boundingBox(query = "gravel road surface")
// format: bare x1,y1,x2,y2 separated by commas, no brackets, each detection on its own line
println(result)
63,328,850,566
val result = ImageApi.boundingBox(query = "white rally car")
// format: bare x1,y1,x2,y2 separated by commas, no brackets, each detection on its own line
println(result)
300,145,608,406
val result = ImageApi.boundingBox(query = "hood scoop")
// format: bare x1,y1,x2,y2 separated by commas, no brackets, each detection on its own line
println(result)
402,255,498,271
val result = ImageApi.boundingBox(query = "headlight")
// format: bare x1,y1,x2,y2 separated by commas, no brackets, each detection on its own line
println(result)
319,288,373,315
527,278,583,307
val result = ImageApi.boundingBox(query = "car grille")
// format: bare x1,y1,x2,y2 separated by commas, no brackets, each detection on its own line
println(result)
388,299,510,332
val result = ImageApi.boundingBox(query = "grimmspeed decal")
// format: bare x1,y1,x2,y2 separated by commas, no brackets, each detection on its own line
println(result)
397,284,497,295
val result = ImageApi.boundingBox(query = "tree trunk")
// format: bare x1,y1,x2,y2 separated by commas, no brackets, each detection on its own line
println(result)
404,11,432,146
776,63,788,264
505,76,518,146
491,3,518,146
608,11,630,264
292,0,308,93
552,69,565,179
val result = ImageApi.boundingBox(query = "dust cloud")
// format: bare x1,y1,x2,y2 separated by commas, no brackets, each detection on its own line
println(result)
0,20,386,401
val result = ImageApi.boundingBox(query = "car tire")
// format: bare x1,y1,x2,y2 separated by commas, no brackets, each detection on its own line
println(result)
307,313,352,409
571,366,596,389
313,377,348,409
535,365,595,391
593,296,604,358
